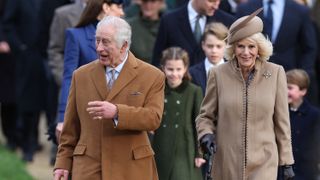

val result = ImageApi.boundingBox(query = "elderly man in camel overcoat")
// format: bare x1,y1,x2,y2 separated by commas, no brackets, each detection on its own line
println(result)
53,16,165,180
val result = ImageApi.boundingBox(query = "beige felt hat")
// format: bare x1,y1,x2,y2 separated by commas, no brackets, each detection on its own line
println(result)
227,8,263,45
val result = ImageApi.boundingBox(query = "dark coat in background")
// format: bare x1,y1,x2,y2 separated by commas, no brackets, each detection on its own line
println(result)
189,61,207,95
290,99,320,179
152,5,234,67
2,0,46,112
57,24,98,122
153,81,203,180
0,0,15,103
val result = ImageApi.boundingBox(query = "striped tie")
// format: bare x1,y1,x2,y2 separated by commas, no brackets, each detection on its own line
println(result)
108,69,116,89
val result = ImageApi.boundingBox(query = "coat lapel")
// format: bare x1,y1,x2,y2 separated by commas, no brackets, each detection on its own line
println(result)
90,61,108,100
107,52,138,101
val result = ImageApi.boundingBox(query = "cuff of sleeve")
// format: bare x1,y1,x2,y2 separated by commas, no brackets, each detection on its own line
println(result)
54,156,73,172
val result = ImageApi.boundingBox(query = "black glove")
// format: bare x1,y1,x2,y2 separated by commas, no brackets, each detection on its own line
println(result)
200,134,216,155
46,122,58,145
282,165,295,180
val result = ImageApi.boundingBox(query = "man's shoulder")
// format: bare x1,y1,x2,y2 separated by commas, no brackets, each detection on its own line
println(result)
162,5,186,20
75,60,99,73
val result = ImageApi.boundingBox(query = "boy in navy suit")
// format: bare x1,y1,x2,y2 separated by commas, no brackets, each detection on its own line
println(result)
286,69,320,179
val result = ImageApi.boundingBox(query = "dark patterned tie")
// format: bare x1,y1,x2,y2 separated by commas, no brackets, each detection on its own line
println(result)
264,0,274,40
194,15,202,44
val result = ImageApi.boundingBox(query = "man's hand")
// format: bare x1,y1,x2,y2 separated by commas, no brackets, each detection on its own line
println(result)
0,41,10,53
282,165,295,180
55,122,64,144
53,169,69,180
87,101,118,120
200,134,216,155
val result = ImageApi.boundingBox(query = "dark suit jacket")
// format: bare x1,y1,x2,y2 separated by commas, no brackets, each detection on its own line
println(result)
58,24,98,122
2,0,46,111
189,61,206,95
152,5,234,67
219,0,235,16
0,0,15,103
189,60,226,95
237,0,317,76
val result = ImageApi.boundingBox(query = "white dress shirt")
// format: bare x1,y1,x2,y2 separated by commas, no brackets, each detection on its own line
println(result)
204,58,225,76
187,1,206,34
263,0,285,42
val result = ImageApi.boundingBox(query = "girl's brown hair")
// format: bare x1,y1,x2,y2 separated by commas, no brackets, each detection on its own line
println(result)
160,46,191,81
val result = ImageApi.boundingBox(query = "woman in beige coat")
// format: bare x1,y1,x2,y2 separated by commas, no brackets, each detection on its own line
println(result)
196,9,295,180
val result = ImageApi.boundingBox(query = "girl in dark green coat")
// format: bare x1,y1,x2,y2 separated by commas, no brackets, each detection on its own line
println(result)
152,47,204,180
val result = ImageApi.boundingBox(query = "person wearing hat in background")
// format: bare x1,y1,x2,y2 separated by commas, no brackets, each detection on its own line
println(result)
55,0,124,142
196,8,295,179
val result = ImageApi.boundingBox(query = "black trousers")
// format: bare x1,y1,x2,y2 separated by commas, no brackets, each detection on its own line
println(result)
0,103,18,147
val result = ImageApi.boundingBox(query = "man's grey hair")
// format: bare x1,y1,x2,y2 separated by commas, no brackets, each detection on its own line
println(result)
97,16,132,52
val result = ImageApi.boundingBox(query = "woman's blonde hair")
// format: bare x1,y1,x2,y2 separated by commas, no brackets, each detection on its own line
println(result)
224,32,273,62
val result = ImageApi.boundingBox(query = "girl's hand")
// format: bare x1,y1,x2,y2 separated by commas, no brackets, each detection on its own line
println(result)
195,157,206,168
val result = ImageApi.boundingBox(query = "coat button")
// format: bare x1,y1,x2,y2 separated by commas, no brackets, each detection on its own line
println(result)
176,100,180,104
163,124,167,128
175,124,179,128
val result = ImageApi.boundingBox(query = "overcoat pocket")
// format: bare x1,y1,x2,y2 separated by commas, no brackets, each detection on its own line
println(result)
73,144,87,156
132,145,154,160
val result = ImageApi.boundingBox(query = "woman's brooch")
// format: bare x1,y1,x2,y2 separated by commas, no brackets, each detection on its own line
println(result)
263,71,272,79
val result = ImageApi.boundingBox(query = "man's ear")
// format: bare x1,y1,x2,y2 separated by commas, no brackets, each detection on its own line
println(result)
120,41,128,53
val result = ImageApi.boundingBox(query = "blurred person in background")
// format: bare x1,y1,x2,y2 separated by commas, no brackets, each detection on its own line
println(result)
0,0,18,152
127,0,165,64
48,0,87,87
2,0,48,162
